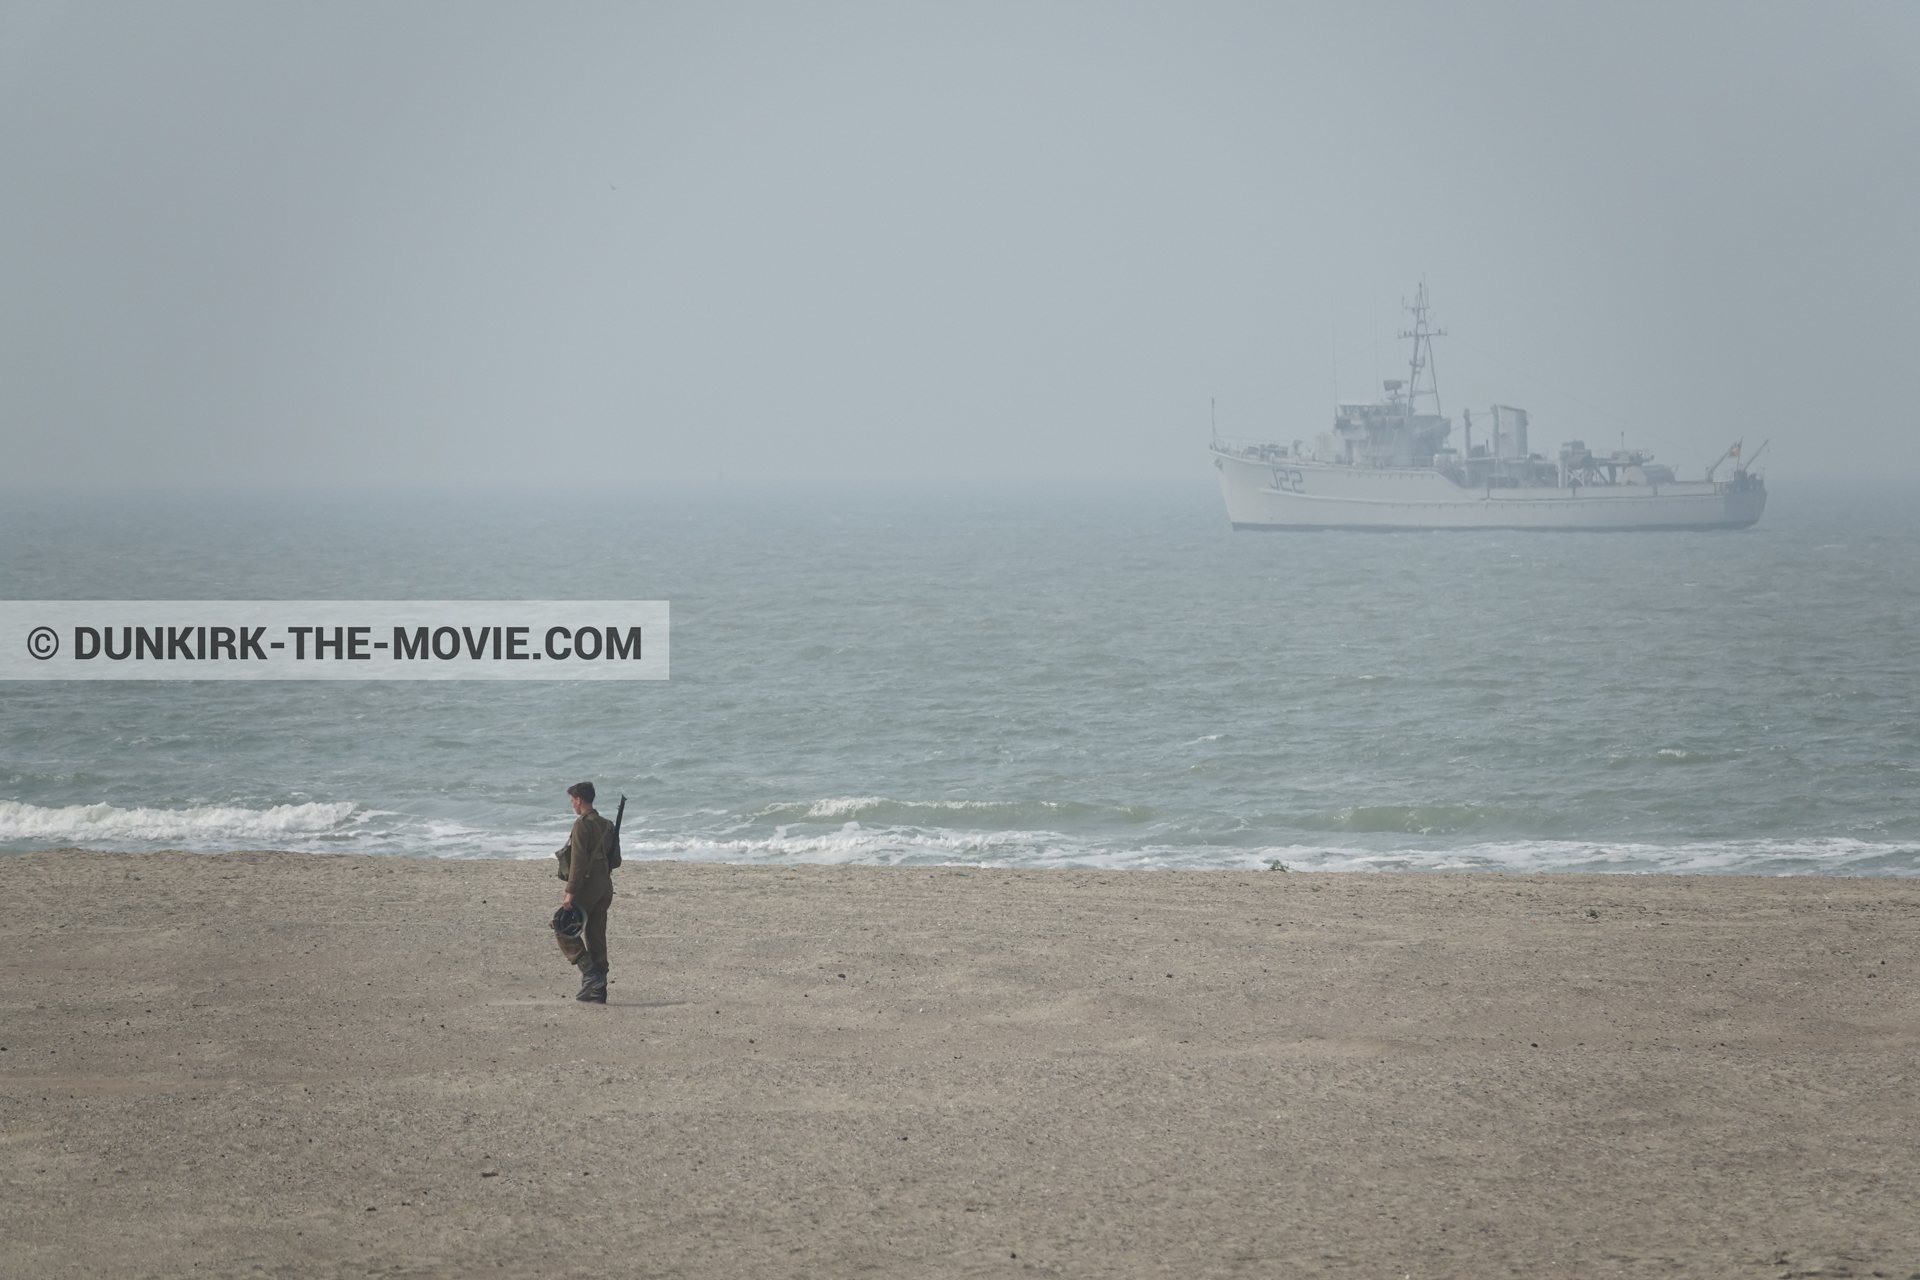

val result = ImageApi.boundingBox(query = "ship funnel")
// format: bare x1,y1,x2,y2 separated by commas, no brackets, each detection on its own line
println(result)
1493,405,1529,459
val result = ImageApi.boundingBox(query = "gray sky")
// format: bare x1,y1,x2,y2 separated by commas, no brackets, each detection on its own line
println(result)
3,2,1916,487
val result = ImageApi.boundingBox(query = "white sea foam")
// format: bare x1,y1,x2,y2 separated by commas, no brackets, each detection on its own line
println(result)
0,799,603,861
620,828,1920,877
801,796,890,819
1236,836,1920,877
2,796,1911,876
761,796,1127,825
0,799,365,846
625,823,1079,867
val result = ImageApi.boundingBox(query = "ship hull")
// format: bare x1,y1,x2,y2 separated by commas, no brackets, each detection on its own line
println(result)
1213,450,1765,531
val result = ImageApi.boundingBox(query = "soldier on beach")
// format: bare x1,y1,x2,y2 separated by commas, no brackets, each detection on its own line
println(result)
554,781,615,1003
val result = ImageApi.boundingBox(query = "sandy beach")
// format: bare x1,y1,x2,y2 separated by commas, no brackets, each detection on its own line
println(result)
2,849,1915,1278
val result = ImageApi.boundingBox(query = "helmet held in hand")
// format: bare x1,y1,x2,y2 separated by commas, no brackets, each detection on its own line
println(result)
550,904,586,939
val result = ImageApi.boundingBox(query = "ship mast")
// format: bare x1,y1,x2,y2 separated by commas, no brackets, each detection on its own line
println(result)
1396,281,1446,429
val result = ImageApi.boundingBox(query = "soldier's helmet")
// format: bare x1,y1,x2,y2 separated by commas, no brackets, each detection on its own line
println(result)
550,905,587,939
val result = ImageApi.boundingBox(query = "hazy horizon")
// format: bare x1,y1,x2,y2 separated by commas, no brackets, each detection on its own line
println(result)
5,2,1917,489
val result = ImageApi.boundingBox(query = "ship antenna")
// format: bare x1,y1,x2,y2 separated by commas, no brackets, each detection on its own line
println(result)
1331,304,1339,408
1397,280,1446,428
1210,396,1217,445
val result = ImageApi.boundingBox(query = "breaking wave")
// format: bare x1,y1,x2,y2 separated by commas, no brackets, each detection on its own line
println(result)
0,800,366,847
1243,836,1920,877
3,797,1913,878
623,828,1920,878
750,796,1156,826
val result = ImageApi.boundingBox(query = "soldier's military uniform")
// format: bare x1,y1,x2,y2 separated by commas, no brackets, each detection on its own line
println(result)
555,805,615,996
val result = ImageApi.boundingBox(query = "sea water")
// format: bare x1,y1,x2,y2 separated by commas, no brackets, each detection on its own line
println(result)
1,479,1914,875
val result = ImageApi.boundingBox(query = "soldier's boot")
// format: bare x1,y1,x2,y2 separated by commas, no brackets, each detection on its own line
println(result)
574,959,599,1001
577,963,608,1004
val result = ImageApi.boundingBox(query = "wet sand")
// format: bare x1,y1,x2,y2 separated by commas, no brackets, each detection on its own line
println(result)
2,848,1916,1279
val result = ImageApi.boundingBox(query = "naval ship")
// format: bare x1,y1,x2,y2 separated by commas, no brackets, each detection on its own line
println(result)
1210,286,1766,531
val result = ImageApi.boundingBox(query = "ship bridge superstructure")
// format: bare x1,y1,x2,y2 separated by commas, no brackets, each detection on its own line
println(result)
1330,387,1451,469
1325,283,1456,469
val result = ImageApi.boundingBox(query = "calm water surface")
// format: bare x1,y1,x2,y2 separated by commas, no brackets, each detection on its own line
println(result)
2,479,1914,875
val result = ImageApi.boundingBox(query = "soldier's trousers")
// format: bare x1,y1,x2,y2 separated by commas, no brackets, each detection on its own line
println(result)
556,875,612,973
